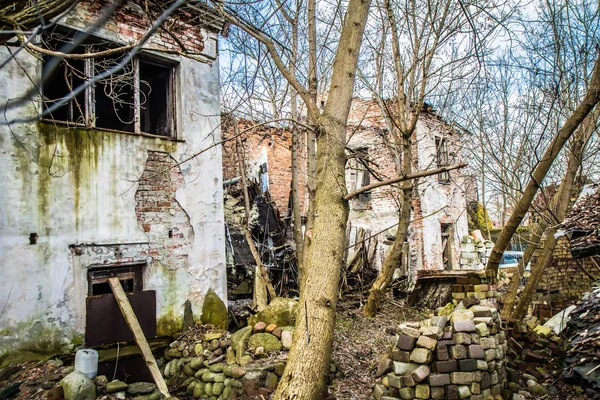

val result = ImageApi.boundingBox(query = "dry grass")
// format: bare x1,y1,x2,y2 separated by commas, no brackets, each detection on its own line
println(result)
330,295,431,400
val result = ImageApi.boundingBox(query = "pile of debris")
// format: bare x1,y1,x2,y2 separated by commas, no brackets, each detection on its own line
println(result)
503,316,568,398
563,284,600,398
372,300,508,400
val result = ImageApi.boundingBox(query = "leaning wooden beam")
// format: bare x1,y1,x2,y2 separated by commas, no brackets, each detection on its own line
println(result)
108,278,169,397
344,162,467,200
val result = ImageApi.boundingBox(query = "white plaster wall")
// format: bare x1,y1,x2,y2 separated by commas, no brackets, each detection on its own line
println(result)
415,120,469,272
0,31,226,365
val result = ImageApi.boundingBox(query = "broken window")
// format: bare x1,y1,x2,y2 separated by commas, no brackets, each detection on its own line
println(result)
435,137,450,183
87,264,144,296
348,148,371,209
41,29,177,137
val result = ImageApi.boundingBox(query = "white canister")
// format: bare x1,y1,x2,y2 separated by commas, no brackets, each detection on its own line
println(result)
74,349,99,379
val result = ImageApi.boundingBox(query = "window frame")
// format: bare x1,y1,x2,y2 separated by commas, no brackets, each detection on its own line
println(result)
41,32,178,139
435,136,450,183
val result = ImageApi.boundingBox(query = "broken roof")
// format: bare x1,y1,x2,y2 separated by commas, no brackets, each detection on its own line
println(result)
561,183,600,258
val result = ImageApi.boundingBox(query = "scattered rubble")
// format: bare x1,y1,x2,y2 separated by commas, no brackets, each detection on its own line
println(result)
563,284,600,398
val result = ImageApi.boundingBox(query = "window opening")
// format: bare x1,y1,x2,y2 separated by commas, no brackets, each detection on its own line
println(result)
441,223,451,269
348,148,371,209
435,137,450,183
41,29,177,137
88,264,144,296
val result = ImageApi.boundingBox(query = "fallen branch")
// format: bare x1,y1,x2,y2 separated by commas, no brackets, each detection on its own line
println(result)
344,162,467,200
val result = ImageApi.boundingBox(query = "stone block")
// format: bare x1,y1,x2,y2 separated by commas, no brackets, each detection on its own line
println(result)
415,384,430,399
480,337,496,349
485,349,496,361
434,360,457,373
457,385,471,398
392,348,411,363
431,316,448,330
470,333,480,344
481,372,490,389
471,382,481,394
398,386,415,400
454,333,472,344
491,371,499,385
387,373,403,389
476,360,488,371
436,344,449,361
393,362,418,376
416,335,437,350
420,326,443,339
410,348,432,364
454,320,477,333
373,383,387,400
397,334,418,351
431,386,445,399
428,373,451,386
474,317,494,326
399,325,421,338
449,345,467,359
458,358,477,372
468,345,485,359
402,374,416,387
445,384,459,400
450,309,474,322
473,371,482,382
450,372,474,385
410,365,430,382
476,323,490,337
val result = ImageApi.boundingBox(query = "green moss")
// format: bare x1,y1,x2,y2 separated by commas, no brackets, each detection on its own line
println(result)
200,289,228,330
156,312,183,337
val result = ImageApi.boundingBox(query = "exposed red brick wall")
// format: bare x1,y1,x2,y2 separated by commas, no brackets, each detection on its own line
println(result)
135,151,193,270
531,236,597,317
73,0,208,54
221,117,307,213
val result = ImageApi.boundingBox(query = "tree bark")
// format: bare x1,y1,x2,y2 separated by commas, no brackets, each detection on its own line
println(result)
302,0,318,281
511,105,598,320
272,0,372,398
486,54,600,276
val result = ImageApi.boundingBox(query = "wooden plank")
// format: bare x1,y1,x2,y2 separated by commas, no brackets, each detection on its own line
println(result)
108,278,169,397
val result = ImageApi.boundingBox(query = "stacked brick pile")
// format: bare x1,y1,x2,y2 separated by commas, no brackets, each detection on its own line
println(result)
451,273,499,308
372,304,507,400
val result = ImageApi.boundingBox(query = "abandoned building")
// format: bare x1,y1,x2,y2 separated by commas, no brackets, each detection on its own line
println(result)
221,99,471,285
344,99,470,278
0,1,227,367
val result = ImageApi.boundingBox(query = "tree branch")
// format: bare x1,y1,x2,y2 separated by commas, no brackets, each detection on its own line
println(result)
344,162,467,200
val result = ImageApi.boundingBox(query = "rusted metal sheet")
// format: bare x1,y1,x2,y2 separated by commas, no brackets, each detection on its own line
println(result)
85,291,156,347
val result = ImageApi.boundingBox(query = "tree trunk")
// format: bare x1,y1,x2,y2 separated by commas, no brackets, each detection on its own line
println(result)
272,0,372,397
486,54,600,276
364,132,412,317
511,105,598,320
302,0,318,276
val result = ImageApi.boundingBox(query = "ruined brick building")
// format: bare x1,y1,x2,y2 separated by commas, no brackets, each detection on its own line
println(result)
0,1,227,367
222,99,471,283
